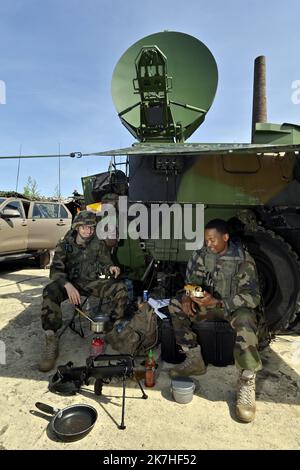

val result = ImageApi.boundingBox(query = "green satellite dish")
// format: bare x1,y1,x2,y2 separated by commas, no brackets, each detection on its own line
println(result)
111,31,218,143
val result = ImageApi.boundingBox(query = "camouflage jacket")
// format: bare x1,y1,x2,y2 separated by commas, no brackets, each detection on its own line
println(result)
185,241,261,314
50,230,113,286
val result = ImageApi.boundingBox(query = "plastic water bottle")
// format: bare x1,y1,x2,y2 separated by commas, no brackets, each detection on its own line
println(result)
116,320,129,334
90,336,105,357
124,279,134,302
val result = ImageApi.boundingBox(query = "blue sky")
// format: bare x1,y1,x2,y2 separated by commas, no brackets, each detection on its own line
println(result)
0,0,300,197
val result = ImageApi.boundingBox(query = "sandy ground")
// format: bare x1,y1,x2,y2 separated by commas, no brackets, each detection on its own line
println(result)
0,260,299,451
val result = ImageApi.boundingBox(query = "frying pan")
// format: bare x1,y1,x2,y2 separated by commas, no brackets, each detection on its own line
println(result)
35,402,97,442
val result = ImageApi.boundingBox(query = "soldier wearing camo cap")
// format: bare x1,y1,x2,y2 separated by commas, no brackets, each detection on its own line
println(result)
38,210,127,372
169,218,262,423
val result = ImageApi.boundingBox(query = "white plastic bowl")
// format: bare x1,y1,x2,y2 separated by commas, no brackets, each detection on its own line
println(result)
171,377,195,404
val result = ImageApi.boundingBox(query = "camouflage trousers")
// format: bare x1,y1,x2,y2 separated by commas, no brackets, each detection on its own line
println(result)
41,278,128,332
169,298,262,372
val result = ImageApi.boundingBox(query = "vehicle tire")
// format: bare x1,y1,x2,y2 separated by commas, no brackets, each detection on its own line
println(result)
36,250,51,269
243,227,300,332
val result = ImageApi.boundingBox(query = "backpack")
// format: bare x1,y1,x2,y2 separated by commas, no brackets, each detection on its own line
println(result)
105,303,158,356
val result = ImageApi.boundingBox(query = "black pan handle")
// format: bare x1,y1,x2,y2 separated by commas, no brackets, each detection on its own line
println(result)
35,402,59,415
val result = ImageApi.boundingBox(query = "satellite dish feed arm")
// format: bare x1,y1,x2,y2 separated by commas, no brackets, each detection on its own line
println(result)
169,100,207,115
118,101,141,118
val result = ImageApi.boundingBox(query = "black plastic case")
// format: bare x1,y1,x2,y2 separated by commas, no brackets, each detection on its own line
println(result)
193,320,236,366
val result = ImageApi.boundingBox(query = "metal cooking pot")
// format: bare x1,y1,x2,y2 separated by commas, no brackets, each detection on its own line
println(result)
35,402,97,442
75,306,111,333
90,312,111,333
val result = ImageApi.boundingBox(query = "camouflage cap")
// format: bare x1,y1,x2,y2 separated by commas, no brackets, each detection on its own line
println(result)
72,210,97,229
101,193,119,203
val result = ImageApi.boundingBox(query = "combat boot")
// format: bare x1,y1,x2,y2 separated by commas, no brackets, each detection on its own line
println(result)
38,330,59,372
169,346,207,378
236,369,256,423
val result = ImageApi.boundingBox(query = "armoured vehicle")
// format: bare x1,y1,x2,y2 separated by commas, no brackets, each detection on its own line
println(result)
81,31,300,334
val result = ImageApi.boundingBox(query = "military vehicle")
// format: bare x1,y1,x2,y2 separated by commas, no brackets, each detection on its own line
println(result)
1,31,298,332
81,30,300,334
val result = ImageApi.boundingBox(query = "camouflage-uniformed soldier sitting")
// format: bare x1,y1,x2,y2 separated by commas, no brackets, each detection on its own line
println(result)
169,218,262,423
38,210,127,372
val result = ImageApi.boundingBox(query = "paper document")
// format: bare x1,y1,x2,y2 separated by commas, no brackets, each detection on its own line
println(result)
148,297,170,319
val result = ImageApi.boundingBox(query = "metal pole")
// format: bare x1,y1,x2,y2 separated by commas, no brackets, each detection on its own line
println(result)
58,143,61,200
118,373,127,430
15,144,22,192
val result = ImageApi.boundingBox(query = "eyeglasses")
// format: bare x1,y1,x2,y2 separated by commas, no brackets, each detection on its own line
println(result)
80,225,95,231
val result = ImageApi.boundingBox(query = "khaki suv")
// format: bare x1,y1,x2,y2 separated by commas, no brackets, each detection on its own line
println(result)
0,197,72,266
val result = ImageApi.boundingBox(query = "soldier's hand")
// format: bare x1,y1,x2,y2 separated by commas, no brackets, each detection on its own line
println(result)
181,294,197,317
109,265,121,278
64,282,81,305
192,292,220,308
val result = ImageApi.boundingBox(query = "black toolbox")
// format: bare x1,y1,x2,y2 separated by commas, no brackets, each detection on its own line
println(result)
193,320,236,367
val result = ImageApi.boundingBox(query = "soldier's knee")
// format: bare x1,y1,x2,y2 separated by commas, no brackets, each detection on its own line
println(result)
231,308,257,331
118,282,128,297
42,285,49,297
115,280,126,289
109,281,127,301
114,280,127,293
169,297,182,315
43,283,53,298
43,281,64,300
